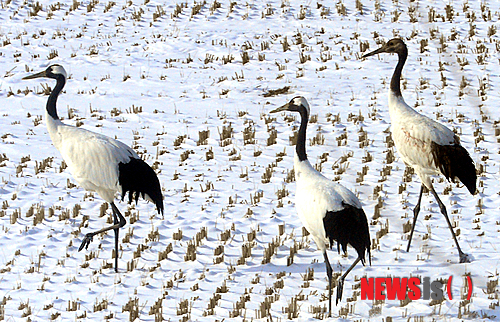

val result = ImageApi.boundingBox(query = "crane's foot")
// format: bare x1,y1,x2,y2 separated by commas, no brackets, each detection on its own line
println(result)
336,277,345,305
78,233,95,251
459,252,471,264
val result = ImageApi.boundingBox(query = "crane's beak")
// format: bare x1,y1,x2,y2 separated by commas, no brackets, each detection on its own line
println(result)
22,70,47,80
270,103,289,113
361,46,385,58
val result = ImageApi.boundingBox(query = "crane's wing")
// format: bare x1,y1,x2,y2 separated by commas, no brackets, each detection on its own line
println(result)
392,114,454,165
398,113,456,146
295,175,363,242
392,112,476,193
55,125,137,194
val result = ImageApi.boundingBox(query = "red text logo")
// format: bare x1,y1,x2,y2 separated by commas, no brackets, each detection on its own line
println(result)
360,276,472,301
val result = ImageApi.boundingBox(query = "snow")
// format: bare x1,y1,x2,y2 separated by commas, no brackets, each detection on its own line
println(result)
0,0,499,320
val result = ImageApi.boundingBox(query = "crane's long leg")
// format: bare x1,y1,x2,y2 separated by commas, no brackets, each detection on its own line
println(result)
336,257,361,306
78,202,127,271
406,184,425,252
112,204,120,272
323,252,333,317
429,187,470,263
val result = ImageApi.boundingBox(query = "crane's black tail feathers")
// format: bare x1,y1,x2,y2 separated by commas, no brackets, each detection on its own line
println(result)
431,141,477,195
118,158,164,215
323,203,371,266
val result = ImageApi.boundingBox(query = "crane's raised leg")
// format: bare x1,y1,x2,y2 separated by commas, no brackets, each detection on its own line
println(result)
323,252,333,317
78,202,127,271
429,187,470,263
336,257,361,305
407,184,425,252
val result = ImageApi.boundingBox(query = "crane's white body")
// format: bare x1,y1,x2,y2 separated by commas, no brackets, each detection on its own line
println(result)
388,92,456,188
46,115,137,203
294,154,362,252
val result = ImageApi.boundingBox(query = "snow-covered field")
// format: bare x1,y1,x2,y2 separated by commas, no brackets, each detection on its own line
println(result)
1,0,499,320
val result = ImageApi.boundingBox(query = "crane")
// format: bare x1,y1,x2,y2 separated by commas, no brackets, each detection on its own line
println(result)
23,64,164,271
362,38,476,263
271,96,371,315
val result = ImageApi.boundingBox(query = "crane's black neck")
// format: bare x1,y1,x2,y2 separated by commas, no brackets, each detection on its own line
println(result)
47,75,65,120
390,48,407,97
296,106,308,162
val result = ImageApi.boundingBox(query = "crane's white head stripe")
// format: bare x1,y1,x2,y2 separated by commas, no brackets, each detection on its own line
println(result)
50,65,67,78
292,96,310,115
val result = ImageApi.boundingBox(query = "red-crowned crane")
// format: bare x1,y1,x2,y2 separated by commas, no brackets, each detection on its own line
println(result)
23,64,164,272
362,38,476,263
271,96,371,315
